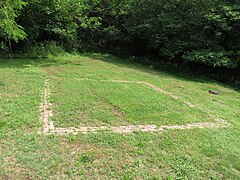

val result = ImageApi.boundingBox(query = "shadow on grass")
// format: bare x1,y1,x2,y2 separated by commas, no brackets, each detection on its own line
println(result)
0,53,239,92
0,56,60,69
88,53,240,92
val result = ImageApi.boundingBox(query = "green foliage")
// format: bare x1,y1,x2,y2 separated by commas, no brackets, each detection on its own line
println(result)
25,42,64,58
18,0,128,50
18,0,79,42
124,0,240,68
77,153,95,164
0,0,26,42
168,155,203,179
1,0,240,68
183,50,237,68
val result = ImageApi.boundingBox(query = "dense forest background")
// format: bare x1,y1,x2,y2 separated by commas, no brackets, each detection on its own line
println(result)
0,0,240,83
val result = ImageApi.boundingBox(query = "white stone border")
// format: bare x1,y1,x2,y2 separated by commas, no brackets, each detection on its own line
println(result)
39,78,230,135
39,79,54,133
46,120,229,135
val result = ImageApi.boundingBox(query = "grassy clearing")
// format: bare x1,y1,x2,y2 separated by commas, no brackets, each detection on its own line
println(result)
0,64,44,132
0,54,240,179
51,79,213,127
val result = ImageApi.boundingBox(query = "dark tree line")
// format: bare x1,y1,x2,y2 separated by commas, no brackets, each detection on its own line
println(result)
1,0,240,70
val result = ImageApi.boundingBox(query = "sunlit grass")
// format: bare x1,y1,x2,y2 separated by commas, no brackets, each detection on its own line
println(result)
0,54,239,179
51,79,213,127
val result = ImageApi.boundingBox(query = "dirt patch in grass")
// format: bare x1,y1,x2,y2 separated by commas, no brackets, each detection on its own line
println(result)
103,99,126,120
58,139,139,179
111,105,125,119
44,66,76,76
2,156,33,179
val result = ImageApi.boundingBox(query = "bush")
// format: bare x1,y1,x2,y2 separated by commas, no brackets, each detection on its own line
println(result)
183,50,237,68
23,41,64,58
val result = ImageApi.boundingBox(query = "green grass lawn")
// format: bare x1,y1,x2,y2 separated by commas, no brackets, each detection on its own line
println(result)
51,79,213,127
0,53,240,179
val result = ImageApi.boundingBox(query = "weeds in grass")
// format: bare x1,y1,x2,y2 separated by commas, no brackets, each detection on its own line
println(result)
0,54,239,179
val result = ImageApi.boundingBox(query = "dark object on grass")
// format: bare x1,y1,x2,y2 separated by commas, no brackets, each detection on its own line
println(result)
209,90,220,95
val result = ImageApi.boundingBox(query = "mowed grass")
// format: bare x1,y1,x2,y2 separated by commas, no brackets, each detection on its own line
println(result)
51,79,213,127
0,53,240,179
0,64,44,132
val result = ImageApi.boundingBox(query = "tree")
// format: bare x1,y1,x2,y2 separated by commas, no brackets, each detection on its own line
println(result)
0,0,26,57
1,0,239,69
124,0,239,68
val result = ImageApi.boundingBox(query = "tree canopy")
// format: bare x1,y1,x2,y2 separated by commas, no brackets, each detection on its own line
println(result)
0,0,26,40
0,0,239,68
